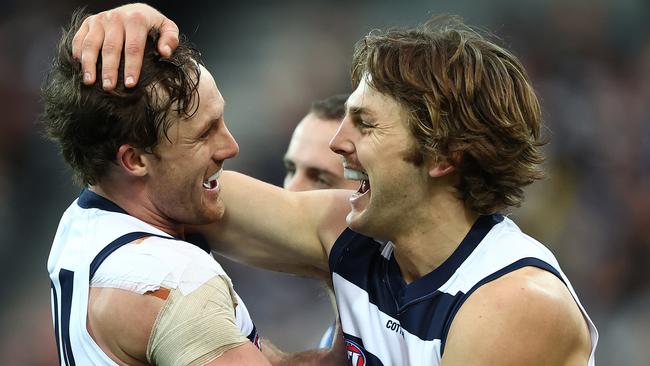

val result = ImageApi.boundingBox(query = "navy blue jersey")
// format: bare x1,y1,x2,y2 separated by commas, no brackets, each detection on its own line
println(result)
329,214,597,365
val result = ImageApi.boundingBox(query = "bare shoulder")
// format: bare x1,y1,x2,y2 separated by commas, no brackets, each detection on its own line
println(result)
442,267,592,366
87,287,165,365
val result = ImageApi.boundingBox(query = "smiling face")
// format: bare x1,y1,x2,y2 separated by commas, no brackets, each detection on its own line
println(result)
329,77,433,240
143,66,239,228
283,113,359,192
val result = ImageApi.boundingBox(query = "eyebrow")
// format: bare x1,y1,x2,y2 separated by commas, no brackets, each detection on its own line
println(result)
282,157,340,178
345,103,375,119
309,167,339,179
216,99,226,119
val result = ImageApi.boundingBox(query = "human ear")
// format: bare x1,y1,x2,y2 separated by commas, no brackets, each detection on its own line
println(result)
428,162,456,178
428,150,462,178
116,144,148,177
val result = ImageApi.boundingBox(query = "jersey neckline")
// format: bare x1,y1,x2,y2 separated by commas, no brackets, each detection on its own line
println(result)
386,213,504,308
77,189,128,214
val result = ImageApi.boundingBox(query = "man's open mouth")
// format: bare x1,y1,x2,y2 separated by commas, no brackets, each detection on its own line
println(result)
358,179,370,194
202,169,222,190
344,168,370,194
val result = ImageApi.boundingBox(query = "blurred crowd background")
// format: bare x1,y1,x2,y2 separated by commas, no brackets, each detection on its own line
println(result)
0,0,648,364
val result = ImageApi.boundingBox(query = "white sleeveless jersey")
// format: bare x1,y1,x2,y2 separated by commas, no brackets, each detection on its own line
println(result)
47,189,260,366
330,214,598,366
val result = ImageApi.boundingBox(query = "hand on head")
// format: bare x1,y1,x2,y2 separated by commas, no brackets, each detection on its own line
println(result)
72,3,180,90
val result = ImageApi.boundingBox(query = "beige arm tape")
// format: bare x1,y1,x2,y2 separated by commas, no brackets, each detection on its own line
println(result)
146,275,250,366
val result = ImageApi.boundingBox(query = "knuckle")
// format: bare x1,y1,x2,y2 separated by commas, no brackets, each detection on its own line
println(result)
102,42,118,55
107,10,123,22
81,38,99,51
127,11,147,26
161,20,179,33
97,11,110,22
124,43,142,56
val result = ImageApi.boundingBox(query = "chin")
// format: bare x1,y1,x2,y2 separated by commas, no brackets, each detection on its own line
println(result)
190,204,225,225
346,210,373,236
205,205,226,222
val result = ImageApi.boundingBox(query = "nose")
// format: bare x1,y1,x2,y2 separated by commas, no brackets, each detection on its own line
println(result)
329,117,355,157
215,122,239,160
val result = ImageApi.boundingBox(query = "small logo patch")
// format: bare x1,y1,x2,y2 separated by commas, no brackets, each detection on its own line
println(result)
345,339,367,366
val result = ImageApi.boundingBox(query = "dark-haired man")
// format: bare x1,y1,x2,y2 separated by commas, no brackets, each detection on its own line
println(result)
283,94,357,193
74,4,598,365
45,11,343,366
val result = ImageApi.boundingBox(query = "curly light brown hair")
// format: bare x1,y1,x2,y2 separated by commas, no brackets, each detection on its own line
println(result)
351,16,545,214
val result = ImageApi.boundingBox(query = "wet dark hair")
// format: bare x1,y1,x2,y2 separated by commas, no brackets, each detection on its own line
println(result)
43,9,204,186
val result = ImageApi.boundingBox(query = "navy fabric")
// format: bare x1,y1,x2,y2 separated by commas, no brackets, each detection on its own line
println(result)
50,281,62,364
88,231,176,280
330,215,505,341
58,269,76,366
77,189,127,214
185,232,211,254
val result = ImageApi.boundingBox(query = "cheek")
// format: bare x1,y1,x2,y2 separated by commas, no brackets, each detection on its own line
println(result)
401,144,425,167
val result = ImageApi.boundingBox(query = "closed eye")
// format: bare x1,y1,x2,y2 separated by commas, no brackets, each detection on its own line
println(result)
197,120,219,140
353,116,374,131
199,128,211,140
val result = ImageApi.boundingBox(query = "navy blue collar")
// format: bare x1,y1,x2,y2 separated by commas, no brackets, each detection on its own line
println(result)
77,189,128,214
387,214,504,308
76,189,207,250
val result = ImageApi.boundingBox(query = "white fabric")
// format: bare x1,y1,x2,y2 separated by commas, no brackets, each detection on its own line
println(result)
332,216,598,366
92,236,230,296
47,194,256,366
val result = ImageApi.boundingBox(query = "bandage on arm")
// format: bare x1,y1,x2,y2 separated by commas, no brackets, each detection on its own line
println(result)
146,275,250,366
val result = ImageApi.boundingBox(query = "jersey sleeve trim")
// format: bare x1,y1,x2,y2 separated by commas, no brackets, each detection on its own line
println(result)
439,257,564,355
89,232,176,281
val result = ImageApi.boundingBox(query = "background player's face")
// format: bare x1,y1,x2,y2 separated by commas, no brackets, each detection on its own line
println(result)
329,77,432,240
144,66,239,226
283,113,358,191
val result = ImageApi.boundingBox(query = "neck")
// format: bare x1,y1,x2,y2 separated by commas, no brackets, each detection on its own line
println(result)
90,183,184,238
391,195,479,284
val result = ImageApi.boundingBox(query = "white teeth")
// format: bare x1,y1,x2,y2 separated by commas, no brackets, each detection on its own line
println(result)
207,169,222,181
344,168,368,181
203,169,222,189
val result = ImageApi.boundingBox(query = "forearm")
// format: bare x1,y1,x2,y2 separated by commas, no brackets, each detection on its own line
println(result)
199,171,343,278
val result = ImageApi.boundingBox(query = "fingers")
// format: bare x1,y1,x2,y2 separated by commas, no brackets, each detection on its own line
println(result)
157,18,179,58
71,16,90,61
122,11,149,88
100,11,125,90
72,4,180,89
79,14,106,86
